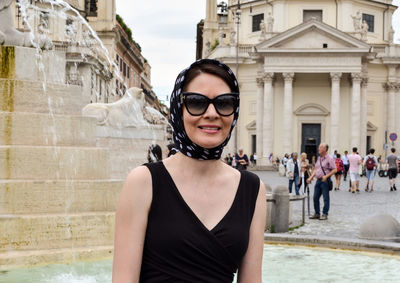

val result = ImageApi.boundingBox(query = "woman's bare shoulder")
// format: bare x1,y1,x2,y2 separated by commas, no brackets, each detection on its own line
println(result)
118,165,153,211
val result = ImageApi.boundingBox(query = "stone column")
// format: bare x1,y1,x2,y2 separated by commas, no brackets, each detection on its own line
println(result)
262,72,274,164
256,77,264,164
385,82,397,139
282,72,294,154
330,72,342,153
351,73,362,150
360,78,368,156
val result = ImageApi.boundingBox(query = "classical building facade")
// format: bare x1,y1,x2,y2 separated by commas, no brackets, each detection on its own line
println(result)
202,0,400,163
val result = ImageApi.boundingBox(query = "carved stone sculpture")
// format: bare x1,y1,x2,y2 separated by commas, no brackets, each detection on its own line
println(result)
360,20,369,41
82,87,167,128
389,26,395,43
266,12,274,33
230,29,236,45
351,11,362,32
0,0,32,46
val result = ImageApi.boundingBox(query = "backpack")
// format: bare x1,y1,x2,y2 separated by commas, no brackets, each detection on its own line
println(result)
366,156,375,170
335,158,344,173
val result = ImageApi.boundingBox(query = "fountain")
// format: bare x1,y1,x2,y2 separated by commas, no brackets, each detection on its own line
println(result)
0,0,167,270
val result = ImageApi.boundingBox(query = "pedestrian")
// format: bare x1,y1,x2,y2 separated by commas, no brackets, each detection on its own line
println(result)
387,148,398,192
332,150,338,159
166,143,178,158
282,153,289,169
348,147,362,193
334,153,344,191
235,148,249,171
299,152,310,194
286,152,301,195
147,144,162,163
224,153,233,166
342,150,350,181
307,143,337,220
253,152,258,165
250,153,255,167
363,148,378,192
112,59,266,282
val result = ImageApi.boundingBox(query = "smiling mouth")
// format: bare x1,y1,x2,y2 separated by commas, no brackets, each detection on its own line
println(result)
199,126,221,130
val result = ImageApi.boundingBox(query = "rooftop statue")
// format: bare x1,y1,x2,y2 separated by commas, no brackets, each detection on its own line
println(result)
0,0,32,46
351,10,362,32
266,12,274,33
82,87,167,128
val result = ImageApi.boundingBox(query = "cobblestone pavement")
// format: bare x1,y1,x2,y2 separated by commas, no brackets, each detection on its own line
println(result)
253,170,400,239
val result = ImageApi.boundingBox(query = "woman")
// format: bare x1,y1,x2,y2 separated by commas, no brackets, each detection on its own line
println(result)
112,59,266,282
299,152,309,194
334,153,344,191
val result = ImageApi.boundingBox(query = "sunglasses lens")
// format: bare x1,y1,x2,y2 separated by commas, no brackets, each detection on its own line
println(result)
185,94,209,115
214,95,237,116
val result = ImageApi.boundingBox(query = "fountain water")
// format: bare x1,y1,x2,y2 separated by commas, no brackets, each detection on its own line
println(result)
0,0,168,270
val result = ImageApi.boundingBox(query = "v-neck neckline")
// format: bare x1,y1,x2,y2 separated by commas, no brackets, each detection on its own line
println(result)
160,161,243,233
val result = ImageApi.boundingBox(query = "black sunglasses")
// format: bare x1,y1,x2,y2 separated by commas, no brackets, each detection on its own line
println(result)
181,92,239,117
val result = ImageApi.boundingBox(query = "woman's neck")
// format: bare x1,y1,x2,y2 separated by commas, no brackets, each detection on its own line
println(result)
166,152,223,175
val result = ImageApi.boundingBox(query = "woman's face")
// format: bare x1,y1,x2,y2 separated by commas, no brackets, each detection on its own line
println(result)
183,73,234,149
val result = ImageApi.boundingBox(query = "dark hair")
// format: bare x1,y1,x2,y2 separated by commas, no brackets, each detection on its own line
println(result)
369,148,375,154
344,150,348,154
336,153,341,158
182,63,237,93
148,144,162,163
391,148,396,153
325,144,329,151
352,147,357,153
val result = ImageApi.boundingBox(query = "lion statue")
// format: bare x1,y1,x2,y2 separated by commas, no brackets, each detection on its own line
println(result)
0,0,32,47
82,87,167,129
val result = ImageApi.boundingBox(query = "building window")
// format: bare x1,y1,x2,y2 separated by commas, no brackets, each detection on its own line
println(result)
85,0,98,17
362,13,374,32
127,67,130,79
303,10,323,22
116,54,119,66
252,14,264,32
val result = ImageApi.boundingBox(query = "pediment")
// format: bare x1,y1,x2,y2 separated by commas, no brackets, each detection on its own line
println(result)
255,19,370,53
246,120,256,130
294,103,329,116
367,121,377,131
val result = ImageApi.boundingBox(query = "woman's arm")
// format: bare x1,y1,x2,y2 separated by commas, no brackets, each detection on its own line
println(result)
112,166,153,283
237,181,267,283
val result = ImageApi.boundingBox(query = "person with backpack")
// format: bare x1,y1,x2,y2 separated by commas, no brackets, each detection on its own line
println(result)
363,148,378,192
334,153,344,191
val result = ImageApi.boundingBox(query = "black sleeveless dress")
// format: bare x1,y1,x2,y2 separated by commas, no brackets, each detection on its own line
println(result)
139,161,260,282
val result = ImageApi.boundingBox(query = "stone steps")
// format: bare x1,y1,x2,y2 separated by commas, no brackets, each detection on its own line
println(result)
0,245,113,271
0,146,110,180
0,212,115,252
0,112,97,146
0,79,89,115
0,180,123,214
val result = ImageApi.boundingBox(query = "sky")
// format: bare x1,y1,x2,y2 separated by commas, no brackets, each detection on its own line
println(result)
116,1,400,105
116,1,206,105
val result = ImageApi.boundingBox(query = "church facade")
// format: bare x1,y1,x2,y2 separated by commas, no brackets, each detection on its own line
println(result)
202,0,400,164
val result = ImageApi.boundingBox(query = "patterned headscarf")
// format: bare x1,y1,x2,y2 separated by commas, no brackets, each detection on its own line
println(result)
169,59,240,160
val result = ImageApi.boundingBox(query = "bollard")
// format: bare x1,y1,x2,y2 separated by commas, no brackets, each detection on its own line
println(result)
271,185,290,233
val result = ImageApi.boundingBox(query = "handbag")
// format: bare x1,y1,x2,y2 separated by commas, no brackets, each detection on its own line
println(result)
320,157,333,191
